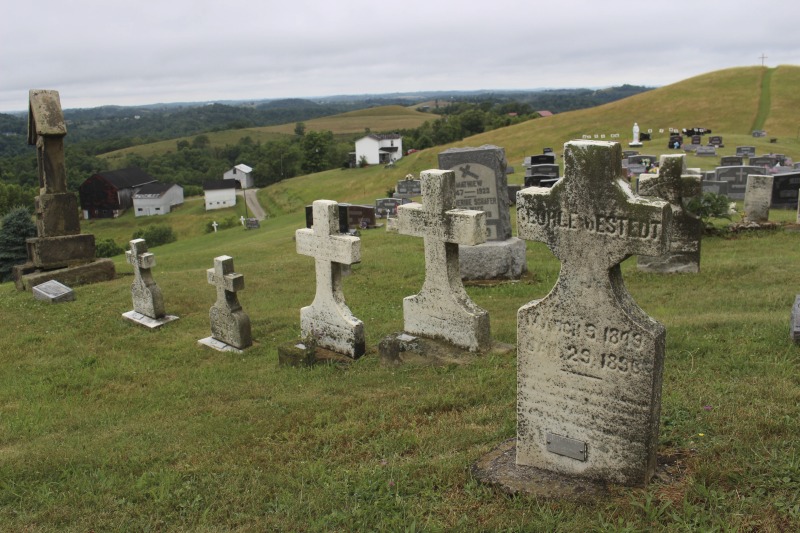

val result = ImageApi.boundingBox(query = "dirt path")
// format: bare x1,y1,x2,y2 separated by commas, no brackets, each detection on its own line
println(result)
238,189,267,220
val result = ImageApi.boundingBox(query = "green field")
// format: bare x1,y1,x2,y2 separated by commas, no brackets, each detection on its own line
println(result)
1,66,799,531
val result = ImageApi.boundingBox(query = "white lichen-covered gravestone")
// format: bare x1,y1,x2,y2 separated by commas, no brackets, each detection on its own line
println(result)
122,238,178,328
199,255,251,352
637,154,703,273
296,200,365,358
397,169,490,352
516,140,672,486
743,174,773,223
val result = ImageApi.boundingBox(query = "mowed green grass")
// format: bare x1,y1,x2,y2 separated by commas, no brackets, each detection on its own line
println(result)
2,66,800,530
1,201,799,531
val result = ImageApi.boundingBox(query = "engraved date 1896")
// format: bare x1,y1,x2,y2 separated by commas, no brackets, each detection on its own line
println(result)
561,345,642,375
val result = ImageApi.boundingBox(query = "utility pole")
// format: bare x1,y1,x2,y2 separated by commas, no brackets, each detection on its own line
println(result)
759,53,768,67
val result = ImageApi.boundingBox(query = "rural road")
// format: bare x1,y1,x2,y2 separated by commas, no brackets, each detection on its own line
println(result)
238,188,267,220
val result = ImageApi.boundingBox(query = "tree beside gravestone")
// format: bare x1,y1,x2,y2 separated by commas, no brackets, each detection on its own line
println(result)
0,207,36,282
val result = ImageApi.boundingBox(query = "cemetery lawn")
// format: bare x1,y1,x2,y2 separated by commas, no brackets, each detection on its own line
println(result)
1,205,799,531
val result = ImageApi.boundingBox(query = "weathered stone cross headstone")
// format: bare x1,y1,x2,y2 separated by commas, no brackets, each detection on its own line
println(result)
515,141,672,486
200,255,251,351
637,154,703,273
122,238,178,328
212,221,219,233
397,169,490,352
296,200,365,358
240,215,246,226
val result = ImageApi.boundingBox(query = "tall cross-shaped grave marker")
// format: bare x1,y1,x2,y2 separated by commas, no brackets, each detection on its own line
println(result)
296,200,365,358
200,255,251,351
516,141,672,486
397,169,490,352
637,154,702,273
122,238,178,328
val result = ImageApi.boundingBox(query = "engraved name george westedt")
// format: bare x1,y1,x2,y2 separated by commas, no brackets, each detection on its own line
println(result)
516,140,673,486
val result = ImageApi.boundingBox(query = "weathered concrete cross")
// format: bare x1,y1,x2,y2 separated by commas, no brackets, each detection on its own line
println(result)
296,200,364,357
206,255,251,349
397,169,490,351
637,154,702,273
126,238,164,318
515,140,672,486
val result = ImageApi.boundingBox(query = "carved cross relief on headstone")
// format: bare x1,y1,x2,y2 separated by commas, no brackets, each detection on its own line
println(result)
206,255,251,350
397,169,490,352
126,238,165,319
516,141,672,486
296,200,364,358
637,154,702,273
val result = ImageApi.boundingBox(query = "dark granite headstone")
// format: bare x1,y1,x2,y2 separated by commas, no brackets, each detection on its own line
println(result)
771,172,800,209
720,156,744,166
374,198,409,218
714,166,764,200
708,136,724,147
749,156,777,168
395,179,422,197
528,154,556,165
736,146,757,157
702,180,729,196
439,145,511,241
691,135,702,145
245,218,260,229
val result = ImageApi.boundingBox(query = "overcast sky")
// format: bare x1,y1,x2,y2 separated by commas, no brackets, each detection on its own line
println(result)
1,0,798,113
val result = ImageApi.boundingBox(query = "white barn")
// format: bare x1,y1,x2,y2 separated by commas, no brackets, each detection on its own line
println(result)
355,134,403,166
223,163,254,189
133,183,184,217
203,179,238,211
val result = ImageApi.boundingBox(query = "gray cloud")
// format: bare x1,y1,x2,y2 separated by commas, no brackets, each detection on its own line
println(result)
1,0,798,111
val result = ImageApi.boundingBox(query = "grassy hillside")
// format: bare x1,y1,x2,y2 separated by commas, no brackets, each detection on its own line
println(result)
2,67,800,530
101,105,431,162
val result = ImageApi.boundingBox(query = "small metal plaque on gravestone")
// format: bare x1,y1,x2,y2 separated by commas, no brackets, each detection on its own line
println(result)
245,218,260,229
395,179,422,197
696,145,717,157
736,146,757,157
771,172,800,209
439,145,511,241
32,279,75,303
721,156,744,166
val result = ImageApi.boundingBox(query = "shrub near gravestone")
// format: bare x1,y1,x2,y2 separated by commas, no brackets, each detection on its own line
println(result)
0,206,36,282
686,192,733,232
95,238,125,258
132,224,177,247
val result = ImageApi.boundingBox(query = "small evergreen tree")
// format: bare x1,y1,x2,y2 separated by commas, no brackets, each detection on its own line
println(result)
0,206,36,282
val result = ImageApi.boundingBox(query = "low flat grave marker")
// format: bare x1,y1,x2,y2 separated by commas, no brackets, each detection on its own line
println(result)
296,200,364,358
32,279,74,303
397,169,490,351
477,140,672,491
199,255,252,352
122,238,178,328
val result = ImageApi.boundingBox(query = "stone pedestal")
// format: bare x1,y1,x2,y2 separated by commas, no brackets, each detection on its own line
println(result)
459,238,527,280
13,258,116,291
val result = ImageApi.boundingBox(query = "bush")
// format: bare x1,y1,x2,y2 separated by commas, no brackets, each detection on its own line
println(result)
686,192,734,232
0,206,36,282
95,238,125,258
132,224,177,248
204,216,240,234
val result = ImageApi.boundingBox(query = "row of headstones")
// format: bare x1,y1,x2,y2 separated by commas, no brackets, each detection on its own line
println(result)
37,141,671,488
703,165,800,207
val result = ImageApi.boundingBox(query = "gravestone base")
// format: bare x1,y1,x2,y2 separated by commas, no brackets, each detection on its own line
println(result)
637,252,700,274
459,238,528,280
13,258,116,291
198,336,252,353
471,439,609,501
628,142,643,148
122,310,179,329
378,332,513,366
791,295,800,344
277,341,354,367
